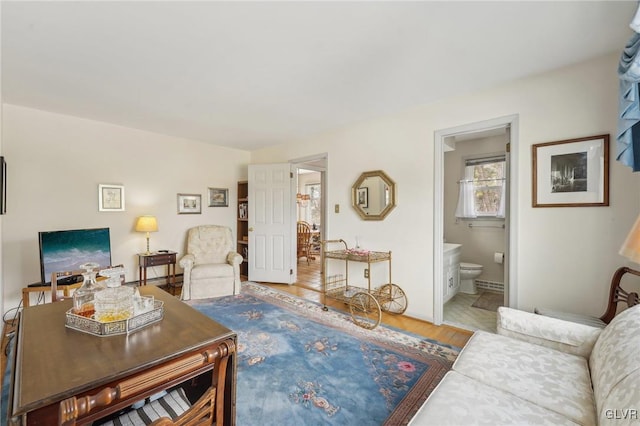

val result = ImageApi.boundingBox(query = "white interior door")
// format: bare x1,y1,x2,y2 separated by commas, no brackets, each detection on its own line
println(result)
248,163,293,284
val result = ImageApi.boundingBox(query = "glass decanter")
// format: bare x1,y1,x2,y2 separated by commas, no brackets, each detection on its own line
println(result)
72,262,103,318
94,269,134,323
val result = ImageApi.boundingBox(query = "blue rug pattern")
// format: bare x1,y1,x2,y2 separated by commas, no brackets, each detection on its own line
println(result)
0,283,459,425
1,336,13,424
188,282,460,425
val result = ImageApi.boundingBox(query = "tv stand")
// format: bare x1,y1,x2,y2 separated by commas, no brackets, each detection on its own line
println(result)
27,274,83,288
22,280,82,307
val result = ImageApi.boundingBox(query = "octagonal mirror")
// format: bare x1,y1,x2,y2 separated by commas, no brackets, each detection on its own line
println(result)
351,170,396,220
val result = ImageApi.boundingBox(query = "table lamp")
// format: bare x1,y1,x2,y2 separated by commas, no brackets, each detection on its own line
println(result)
620,213,640,263
135,215,158,254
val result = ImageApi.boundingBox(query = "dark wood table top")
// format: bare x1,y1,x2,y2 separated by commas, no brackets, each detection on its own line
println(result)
12,286,233,417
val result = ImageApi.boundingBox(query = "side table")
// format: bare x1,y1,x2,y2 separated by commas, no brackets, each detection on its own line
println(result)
138,251,178,295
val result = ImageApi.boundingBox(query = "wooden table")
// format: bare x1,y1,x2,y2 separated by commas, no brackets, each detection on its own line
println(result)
138,251,178,293
9,286,236,425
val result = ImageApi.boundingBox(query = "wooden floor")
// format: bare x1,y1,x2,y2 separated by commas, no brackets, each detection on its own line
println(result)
266,259,472,348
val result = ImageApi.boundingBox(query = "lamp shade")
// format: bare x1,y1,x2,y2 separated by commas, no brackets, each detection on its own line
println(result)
620,213,640,263
135,216,158,233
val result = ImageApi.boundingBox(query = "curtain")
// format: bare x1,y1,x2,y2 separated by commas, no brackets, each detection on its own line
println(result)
455,166,477,218
617,4,640,171
496,180,506,218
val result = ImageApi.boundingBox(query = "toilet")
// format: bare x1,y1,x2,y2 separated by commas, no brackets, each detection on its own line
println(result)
459,262,483,294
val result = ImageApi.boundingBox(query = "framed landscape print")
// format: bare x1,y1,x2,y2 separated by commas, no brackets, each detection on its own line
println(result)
178,193,202,214
532,134,609,207
98,184,125,211
208,187,229,207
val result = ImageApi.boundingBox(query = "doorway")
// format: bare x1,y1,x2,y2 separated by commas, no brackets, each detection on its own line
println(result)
433,115,519,330
291,154,327,291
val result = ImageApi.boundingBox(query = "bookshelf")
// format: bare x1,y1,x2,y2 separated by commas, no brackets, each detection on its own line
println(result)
237,181,248,278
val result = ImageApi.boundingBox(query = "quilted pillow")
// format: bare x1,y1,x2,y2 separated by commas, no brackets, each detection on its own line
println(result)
589,305,640,422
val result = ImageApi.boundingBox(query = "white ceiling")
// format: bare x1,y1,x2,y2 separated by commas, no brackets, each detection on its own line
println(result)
2,1,637,151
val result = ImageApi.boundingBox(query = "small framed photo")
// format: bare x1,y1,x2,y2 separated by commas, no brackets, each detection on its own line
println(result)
238,202,248,219
177,193,202,214
208,187,229,207
357,187,369,208
532,134,609,207
98,184,125,211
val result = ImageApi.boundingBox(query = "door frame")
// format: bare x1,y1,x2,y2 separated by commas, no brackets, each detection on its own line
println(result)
290,153,328,283
433,115,519,325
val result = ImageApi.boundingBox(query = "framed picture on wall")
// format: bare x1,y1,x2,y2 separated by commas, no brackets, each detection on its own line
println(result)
178,193,202,214
532,134,609,207
98,184,125,211
208,187,229,207
357,187,368,208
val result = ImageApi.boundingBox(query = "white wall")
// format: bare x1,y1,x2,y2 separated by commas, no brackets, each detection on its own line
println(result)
1,105,250,313
444,135,507,284
251,52,640,322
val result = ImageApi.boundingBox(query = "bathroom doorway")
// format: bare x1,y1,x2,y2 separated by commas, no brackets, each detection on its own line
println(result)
434,115,519,331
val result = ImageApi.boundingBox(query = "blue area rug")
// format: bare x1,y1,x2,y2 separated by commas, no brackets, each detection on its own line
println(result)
1,336,13,423
187,282,460,425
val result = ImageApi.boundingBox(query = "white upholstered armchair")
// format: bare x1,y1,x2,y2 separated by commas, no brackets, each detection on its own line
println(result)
179,225,243,300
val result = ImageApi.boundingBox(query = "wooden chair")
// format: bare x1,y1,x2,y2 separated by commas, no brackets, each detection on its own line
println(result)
59,387,215,426
59,341,233,426
297,221,314,264
535,266,640,327
148,387,216,425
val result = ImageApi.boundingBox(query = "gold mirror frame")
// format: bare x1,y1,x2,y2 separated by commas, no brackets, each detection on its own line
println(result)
351,170,396,221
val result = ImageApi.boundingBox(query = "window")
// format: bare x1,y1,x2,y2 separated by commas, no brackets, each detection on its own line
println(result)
305,183,321,226
459,155,506,218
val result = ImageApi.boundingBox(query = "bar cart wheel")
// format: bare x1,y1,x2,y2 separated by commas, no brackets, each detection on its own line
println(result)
377,283,408,314
349,291,382,330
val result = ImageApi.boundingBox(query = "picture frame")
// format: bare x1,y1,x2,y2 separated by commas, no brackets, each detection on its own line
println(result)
238,202,248,219
208,187,229,207
357,187,369,208
177,193,202,214
532,134,609,207
98,184,125,211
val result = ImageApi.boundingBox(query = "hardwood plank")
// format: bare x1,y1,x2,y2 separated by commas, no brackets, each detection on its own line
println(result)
263,259,472,348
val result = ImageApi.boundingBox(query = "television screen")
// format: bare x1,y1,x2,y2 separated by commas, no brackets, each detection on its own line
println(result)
38,228,112,285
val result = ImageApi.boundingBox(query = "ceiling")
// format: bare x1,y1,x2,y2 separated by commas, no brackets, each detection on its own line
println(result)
2,1,637,152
